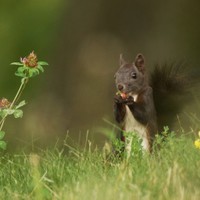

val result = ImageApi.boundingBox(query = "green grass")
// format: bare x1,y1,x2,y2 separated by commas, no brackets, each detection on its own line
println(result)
0,132,200,200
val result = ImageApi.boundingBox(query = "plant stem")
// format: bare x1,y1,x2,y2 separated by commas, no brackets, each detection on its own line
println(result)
10,78,29,109
0,77,29,131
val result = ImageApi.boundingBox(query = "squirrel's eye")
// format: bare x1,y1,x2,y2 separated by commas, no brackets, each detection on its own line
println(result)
131,72,137,79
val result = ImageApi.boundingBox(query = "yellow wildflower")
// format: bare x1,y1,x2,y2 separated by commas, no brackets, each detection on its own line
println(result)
194,139,200,149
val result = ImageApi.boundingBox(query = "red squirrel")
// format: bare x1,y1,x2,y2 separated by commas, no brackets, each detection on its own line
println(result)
114,53,191,152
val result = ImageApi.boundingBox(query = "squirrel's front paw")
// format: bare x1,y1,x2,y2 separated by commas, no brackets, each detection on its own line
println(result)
125,96,134,105
114,95,124,104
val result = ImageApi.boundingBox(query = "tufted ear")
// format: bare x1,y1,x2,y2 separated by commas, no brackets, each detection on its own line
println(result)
119,54,126,66
134,54,145,73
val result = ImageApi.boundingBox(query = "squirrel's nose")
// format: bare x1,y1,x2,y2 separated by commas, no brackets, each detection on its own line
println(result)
118,84,124,91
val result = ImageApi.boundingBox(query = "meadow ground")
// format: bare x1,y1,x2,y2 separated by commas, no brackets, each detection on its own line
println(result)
0,130,200,200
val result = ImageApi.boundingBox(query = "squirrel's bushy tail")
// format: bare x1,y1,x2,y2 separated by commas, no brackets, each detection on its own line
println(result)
151,62,193,132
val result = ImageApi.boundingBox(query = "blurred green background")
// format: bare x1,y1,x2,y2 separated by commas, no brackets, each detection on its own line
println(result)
1,0,200,151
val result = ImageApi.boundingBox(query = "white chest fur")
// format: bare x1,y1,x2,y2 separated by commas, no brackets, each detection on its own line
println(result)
124,95,150,151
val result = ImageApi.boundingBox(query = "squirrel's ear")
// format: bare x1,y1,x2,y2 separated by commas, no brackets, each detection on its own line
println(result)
134,54,145,73
119,54,126,66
